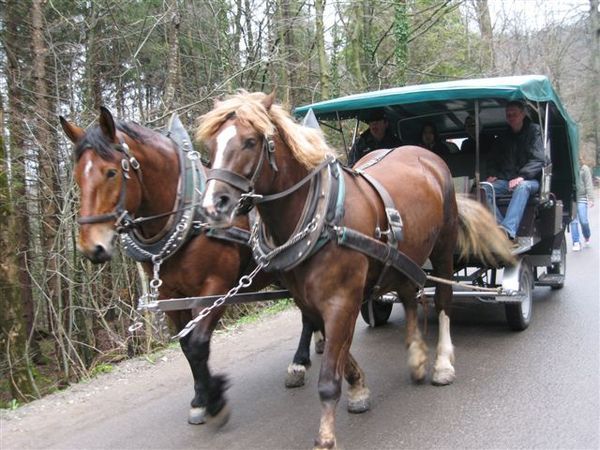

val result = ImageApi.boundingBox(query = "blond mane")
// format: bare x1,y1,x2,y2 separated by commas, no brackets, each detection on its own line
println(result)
196,90,333,169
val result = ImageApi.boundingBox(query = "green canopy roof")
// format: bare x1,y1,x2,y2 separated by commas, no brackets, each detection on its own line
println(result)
294,75,579,204
295,75,574,126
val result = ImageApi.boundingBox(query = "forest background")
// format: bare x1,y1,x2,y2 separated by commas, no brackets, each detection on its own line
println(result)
1,0,598,407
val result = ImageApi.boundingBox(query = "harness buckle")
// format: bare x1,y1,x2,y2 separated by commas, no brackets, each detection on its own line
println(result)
121,158,131,179
385,207,404,242
130,157,140,170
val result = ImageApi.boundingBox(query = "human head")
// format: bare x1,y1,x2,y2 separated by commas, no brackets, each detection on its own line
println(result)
464,115,476,138
421,122,437,148
505,101,527,133
365,109,388,142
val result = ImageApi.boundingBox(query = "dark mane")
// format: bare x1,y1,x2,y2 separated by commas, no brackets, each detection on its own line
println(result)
74,121,152,161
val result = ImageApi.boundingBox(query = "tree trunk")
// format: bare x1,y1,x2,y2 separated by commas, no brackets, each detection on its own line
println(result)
473,0,495,74
394,0,409,86
315,0,330,100
1,1,37,402
164,0,181,111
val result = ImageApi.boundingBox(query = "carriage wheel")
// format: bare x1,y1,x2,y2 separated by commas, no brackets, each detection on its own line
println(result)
505,261,533,331
546,237,566,290
360,298,393,327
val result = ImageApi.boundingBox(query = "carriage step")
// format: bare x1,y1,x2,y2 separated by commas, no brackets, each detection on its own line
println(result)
536,273,564,286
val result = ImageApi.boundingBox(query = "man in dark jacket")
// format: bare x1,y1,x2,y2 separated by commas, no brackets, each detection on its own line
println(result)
347,109,402,166
482,101,546,240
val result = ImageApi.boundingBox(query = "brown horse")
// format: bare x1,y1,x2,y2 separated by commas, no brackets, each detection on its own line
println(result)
60,107,322,427
197,91,514,449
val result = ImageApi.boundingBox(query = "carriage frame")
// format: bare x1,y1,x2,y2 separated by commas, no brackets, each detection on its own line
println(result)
294,75,578,330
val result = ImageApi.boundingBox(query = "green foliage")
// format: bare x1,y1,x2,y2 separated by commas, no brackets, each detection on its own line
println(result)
90,363,114,377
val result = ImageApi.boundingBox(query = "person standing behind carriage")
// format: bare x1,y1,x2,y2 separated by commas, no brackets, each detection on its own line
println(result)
347,109,402,166
482,101,546,241
571,157,594,251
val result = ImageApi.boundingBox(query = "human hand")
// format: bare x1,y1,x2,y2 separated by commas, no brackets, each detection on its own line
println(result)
589,200,594,208
509,177,524,190
486,176,497,183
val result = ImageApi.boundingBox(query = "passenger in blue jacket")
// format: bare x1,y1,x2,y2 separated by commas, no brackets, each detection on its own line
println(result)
482,101,546,240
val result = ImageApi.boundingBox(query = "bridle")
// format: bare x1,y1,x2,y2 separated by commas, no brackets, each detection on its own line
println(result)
206,130,278,213
206,127,333,213
77,141,141,232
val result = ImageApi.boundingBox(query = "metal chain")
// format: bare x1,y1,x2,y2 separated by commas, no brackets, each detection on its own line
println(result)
172,263,265,340
127,218,187,334
252,216,319,266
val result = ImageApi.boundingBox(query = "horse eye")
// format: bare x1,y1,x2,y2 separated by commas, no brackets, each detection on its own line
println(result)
106,169,118,178
244,138,256,149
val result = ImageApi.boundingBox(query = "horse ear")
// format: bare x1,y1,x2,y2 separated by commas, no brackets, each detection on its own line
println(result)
99,106,117,141
262,90,276,111
60,116,85,143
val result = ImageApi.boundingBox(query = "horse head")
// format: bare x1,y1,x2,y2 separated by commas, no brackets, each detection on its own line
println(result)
60,107,143,263
198,90,330,227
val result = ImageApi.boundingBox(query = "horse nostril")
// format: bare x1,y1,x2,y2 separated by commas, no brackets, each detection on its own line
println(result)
215,194,232,213
93,244,109,262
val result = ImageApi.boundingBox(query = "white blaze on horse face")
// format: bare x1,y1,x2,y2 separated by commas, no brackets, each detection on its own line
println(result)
203,124,238,212
83,159,94,177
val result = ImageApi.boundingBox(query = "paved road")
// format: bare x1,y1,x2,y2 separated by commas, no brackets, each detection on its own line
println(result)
3,208,599,449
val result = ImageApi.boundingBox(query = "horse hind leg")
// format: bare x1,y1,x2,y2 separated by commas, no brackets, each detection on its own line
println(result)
402,296,429,383
432,309,455,386
430,247,456,386
344,351,371,414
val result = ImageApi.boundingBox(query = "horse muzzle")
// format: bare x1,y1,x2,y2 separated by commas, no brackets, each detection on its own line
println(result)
201,183,239,227
77,226,117,263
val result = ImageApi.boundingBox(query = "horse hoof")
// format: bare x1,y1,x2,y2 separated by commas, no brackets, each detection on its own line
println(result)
285,363,306,388
347,387,371,414
314,338,325,355
410,369,427,384
188,407,207,425
348,397,370,414
432,366,456,386
208,403,231,429
313,437,336,449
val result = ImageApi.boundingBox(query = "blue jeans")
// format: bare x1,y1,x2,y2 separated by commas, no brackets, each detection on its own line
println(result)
482,179,539,239
571,201,591,243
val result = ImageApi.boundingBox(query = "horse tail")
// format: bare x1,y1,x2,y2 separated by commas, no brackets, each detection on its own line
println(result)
455,195,516,267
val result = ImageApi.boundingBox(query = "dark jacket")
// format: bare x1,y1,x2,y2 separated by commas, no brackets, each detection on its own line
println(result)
488,118,546,180
348,130,402,166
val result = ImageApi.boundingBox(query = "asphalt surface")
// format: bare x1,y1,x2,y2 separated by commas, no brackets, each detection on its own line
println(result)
2,206,599,450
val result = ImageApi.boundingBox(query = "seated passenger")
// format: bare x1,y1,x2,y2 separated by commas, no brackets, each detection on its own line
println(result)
460,115,494,155
481,101,546,241
348,109,402,166
419,122,452,157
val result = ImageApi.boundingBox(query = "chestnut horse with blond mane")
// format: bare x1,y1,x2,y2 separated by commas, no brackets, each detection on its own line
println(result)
197,91,514,449
60,107,322,428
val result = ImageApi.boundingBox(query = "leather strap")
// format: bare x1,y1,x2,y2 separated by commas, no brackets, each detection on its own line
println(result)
331,226,426,288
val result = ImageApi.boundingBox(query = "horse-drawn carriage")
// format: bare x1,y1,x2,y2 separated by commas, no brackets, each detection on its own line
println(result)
294,75,578,331
62,75,578,449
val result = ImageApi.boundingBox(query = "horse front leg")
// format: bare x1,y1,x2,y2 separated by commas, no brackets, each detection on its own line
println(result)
344,351,370,413
286,313,317,388
314,304,357,450
178,306,229,426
